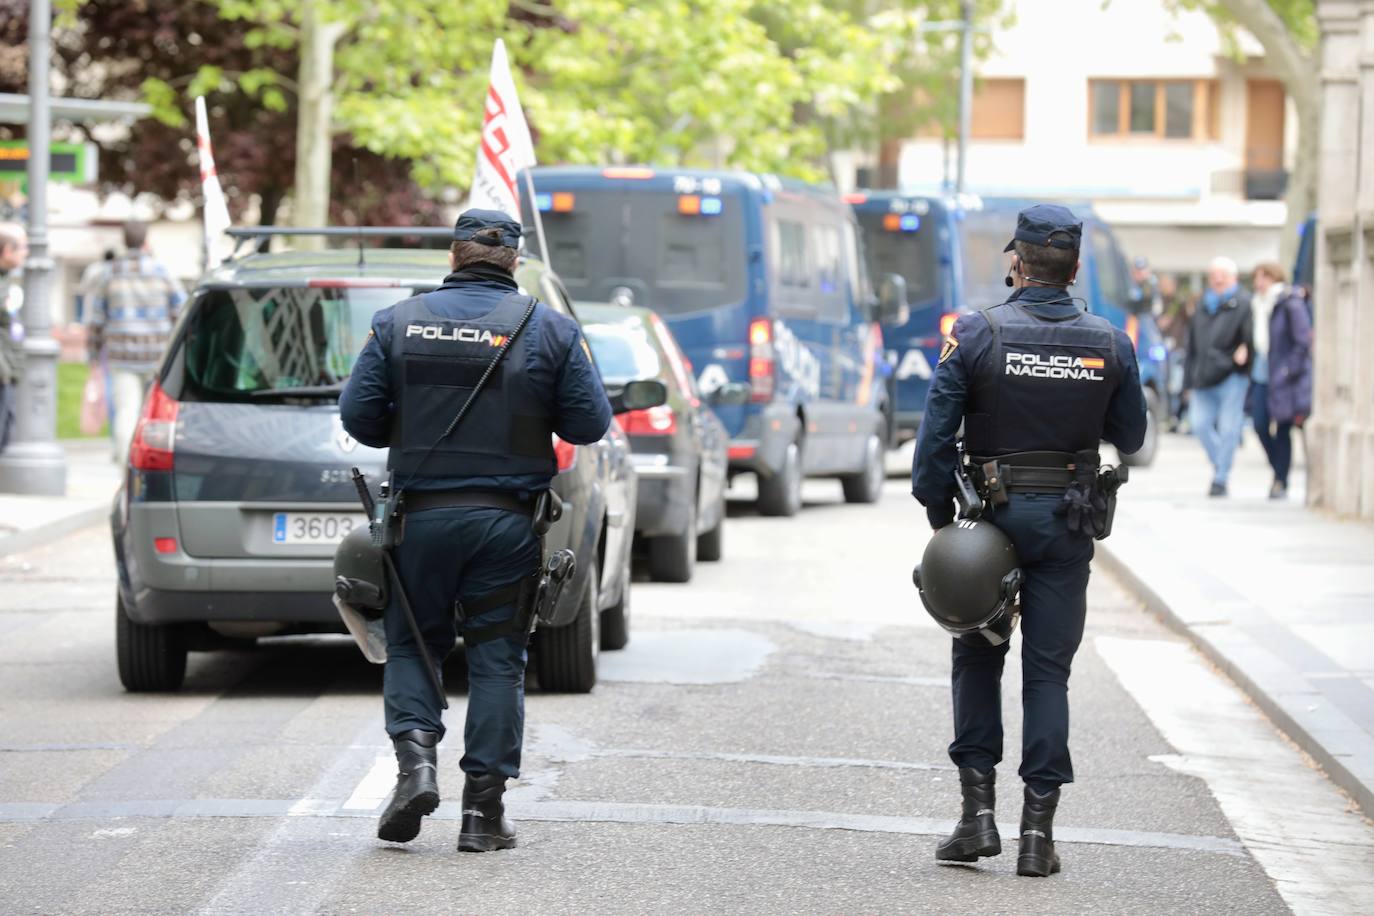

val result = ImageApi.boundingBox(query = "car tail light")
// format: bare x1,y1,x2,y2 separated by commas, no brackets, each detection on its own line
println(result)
154,537,177,554
553,435,577,472
620,405,678,436
129,381,179,471
748,318,774,403
939,312,958,338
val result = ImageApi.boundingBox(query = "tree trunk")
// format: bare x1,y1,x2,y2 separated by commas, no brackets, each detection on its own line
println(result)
1216,0,1319,267
292,0,346,249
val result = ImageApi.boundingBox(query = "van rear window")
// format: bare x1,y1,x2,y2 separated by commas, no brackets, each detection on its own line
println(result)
181,287,410,400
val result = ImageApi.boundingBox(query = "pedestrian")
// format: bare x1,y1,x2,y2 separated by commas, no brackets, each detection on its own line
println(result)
0,223,27,453
1130,255,1160,314
86,222,186,462
1184,256,1252,497
1251,262,1312,499
74,249,115,325
338,210,612,852
912,205,1147,877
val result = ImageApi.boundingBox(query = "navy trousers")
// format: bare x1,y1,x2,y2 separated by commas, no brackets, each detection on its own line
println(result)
383,506,541,779
948,493,1093,792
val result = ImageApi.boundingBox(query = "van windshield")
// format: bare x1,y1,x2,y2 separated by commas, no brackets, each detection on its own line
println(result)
959,208,1019,311
855,212,941,305
182,286,410,400
533,189,748,315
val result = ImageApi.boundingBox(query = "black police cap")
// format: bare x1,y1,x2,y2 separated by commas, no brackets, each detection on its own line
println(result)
1003,204,1082,253
453,209,522,249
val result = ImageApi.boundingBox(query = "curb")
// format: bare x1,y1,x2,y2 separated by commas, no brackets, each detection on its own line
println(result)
0,504,107,558
1096,540,1374,819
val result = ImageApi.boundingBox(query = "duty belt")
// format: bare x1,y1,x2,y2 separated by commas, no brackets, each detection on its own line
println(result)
973,451,1093,497
403,488,534,516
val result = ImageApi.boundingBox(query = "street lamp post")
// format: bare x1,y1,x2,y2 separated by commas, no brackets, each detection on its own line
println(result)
0,0,66,496
957,0,974,194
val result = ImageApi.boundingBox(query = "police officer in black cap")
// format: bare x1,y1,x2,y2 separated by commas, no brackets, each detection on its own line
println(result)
339,208,612,851
911,204,1147,876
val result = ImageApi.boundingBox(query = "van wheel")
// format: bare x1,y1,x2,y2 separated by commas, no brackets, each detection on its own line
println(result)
649,504,696,583
758,440,802,517
841,434,885,504
116,595,188,692
696,494,725,562
534,563,599,693
1120,388,1161,468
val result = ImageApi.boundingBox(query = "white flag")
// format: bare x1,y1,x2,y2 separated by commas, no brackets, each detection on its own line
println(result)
195,96,232,269
469,38,537,220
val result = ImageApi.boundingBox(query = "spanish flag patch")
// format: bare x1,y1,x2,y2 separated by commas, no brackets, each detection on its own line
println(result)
938,335,959,365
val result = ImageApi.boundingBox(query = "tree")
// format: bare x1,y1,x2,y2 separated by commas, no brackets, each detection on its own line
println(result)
1173,0,1318,266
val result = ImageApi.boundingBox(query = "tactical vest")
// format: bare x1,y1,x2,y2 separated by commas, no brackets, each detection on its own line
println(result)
963,299,1122,457
386,291,556,480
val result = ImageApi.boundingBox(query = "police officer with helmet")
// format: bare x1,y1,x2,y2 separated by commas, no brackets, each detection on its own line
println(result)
338,209,612,852
911,204,1147,876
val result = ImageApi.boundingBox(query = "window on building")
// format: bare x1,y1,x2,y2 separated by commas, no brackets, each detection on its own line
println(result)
970,78,1025,140
1089,79,1220,140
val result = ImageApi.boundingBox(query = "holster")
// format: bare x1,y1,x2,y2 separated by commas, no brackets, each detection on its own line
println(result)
457,571,541,646
1093,463,1129,540
373,484,405,549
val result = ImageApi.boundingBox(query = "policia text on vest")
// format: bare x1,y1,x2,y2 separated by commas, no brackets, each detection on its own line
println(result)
910,204,1148,878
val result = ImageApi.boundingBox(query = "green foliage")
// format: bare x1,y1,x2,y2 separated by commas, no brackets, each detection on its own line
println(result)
1165,0,1317,51
191,0,1003,192
56,362,104,441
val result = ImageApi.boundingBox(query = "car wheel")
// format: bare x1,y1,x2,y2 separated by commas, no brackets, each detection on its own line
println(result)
600,573,630,652
758,439,803,517
1120,387,1161,468
649,503,696,583
116,595,188,692
696,493,725,562
841,434,885,504
533,562,599,693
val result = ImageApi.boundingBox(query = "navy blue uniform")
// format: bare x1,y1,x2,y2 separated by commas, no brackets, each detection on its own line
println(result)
912,285,1147,791
339,264,612,778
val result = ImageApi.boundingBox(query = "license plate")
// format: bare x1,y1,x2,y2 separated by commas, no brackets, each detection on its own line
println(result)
272,512,365,545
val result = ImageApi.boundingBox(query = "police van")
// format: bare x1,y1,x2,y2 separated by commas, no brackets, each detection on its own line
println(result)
848,193,1168,466
524,166,908,515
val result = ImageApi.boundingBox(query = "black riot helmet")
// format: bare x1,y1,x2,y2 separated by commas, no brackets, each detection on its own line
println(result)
912,519,1023,646
333,526,387,614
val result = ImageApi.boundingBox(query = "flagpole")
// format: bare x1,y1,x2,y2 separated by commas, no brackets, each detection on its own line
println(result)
522,168,551,270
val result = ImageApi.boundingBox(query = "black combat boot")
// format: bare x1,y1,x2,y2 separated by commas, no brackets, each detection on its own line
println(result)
376,730,440,843
1017,785,1062,877
935,767,1001,862
458,773,517,852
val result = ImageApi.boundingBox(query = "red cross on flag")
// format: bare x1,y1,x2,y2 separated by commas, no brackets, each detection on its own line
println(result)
194,96,232,269
469,38,536,220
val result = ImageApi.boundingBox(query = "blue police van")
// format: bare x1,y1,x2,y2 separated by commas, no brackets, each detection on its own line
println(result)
523,166,908,515
848,192,1168,466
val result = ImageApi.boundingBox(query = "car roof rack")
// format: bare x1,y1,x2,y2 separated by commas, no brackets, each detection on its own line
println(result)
225,226,455,269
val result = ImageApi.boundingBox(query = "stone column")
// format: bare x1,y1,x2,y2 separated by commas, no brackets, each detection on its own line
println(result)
1309,0,1372,518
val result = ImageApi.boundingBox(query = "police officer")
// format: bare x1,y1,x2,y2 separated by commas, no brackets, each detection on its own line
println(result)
339,209,612,851
911,205,1147,876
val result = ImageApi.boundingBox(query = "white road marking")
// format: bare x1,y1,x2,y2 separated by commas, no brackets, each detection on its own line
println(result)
1096,637,1374,916
340,753,396,811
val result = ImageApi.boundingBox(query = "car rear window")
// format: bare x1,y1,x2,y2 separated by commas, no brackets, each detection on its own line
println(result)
582,316,662,386
182,286,413,400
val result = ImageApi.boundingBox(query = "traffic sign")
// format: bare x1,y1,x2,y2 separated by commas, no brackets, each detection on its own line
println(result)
0,140,98,184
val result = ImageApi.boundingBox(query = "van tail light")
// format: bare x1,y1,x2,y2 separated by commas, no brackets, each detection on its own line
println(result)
129,381,179,471
748,318,775,403
620,405,678,436
939,312,958,338
553,435,577,472
1126,314,1140,349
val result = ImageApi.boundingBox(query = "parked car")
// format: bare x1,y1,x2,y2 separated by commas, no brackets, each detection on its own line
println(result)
577,301,747,583
524,166,908,517
848,192,1168,466
111,229,646,695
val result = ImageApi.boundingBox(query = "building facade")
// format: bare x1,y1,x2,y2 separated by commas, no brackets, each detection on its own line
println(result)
857,0,1297,281
1310,0,1374,519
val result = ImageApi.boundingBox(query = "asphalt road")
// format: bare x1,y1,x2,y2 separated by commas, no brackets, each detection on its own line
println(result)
2,472,1371,915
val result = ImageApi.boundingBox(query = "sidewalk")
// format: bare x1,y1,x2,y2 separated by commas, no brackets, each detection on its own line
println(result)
1098,429,1374,817
0,439,122,556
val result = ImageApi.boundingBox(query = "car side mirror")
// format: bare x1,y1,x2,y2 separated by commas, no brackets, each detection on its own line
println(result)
610,378,668,414
709,382,751,407
877,273,909,326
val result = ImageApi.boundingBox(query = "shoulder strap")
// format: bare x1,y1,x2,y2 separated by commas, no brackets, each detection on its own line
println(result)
396,296,540,492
